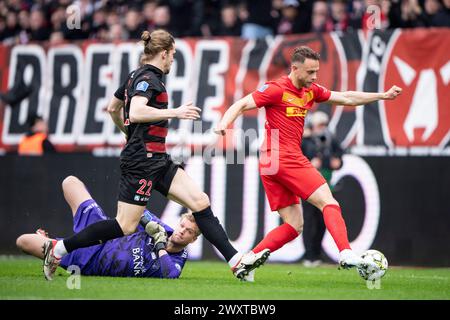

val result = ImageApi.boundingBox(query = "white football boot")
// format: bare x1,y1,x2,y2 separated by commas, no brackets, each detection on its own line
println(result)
42,240,61,281
338,249,366,270
232,249,270,279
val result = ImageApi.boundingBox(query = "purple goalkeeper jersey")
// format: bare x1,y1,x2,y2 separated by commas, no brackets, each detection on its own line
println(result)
60,199,187,278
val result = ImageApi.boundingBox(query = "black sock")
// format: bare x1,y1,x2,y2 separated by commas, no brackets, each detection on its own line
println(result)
63,219,124,253
193,206,237,262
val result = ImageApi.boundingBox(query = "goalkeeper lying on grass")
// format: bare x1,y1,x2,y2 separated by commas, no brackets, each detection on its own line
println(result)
16,176,200,279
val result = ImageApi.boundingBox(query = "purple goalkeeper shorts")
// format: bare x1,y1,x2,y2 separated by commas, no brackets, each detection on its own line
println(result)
60,199,108,270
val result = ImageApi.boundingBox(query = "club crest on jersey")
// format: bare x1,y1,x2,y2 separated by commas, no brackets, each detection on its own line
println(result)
136,81,149,92
258,84,269,92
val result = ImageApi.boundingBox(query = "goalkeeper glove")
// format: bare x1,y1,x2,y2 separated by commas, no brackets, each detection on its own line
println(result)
144,221,168,253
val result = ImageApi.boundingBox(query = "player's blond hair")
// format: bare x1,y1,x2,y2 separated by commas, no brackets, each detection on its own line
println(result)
140,29,175,64
180,213,202,237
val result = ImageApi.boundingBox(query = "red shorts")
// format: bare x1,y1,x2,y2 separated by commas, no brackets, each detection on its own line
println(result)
259,151,326,211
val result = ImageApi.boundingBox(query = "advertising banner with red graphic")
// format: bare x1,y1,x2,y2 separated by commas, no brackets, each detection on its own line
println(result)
0,28,449,156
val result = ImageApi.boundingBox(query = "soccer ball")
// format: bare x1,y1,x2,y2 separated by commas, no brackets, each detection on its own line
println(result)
357,249,388,281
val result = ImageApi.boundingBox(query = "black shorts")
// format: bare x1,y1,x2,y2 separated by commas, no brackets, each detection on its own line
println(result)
118,153,182,205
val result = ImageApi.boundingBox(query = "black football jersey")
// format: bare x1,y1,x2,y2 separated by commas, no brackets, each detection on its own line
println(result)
114,64,169,161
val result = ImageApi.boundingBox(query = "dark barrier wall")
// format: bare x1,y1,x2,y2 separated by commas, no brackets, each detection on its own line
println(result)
1,154,449,267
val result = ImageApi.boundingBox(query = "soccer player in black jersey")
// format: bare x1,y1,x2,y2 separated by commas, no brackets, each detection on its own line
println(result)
42,29,269,281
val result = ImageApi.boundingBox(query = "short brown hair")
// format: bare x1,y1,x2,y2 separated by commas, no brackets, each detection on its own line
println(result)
140,29,175,63
291,46,321,64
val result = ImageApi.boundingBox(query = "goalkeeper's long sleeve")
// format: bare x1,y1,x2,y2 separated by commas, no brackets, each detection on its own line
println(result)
159,254,182,279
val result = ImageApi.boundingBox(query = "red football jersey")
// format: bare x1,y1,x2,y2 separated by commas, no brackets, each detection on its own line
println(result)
252,75,331,155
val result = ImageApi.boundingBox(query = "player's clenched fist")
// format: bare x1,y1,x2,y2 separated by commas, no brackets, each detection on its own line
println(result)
383,85,402,100
145,221,168,253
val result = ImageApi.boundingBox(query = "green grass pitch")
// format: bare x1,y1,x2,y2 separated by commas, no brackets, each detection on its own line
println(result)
1,256,449,300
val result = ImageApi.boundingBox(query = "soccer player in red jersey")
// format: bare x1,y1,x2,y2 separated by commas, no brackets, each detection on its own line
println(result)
215,46,402,278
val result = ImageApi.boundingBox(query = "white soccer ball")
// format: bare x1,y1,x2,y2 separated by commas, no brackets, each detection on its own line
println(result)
357,249,388,281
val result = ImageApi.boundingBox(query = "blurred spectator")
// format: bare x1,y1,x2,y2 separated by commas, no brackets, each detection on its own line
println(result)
124,8,146,39
214,4,242,36
109,23,127,42
276,0,304,35
153,4,173,34
241,0,276,39
329,0,350,31
18,113,56,156
0,16,6,42
389,0,428,28
348,0,366,29
424,0,450,26
311,1,331,33
435,0,450,26
167,0,205,37
143,0,158,31
5,11,21,40
18,9,30,31
1,0,449,44
106,9,121,28
50,6,66,31
91,9,108,39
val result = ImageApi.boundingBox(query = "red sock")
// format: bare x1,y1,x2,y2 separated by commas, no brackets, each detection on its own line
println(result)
253,223,299,254
322,204,351,252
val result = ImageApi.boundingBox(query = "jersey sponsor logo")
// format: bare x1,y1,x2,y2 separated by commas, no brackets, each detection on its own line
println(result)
282,91,314,107
136,81,149,92
132,247,147,276
286,106,308,117
258,84,269,92
134,195,149,202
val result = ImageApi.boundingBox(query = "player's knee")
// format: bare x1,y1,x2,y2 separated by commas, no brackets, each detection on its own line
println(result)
16,235,28,251
317,198,339,211
191,192,210,211
290,220,303,234
116,220,138,236
120,224,136,236
62,175,82,192
296,221,304,234
325,198,340,209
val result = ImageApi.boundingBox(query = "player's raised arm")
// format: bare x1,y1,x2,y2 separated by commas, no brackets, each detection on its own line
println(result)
328,85,402,106
129,96,201,123
214,94,257,136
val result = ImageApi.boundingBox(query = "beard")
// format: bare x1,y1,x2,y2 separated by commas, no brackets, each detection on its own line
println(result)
163,62,172,74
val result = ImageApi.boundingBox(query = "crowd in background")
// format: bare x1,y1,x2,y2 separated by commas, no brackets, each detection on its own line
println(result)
0,0,449,45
